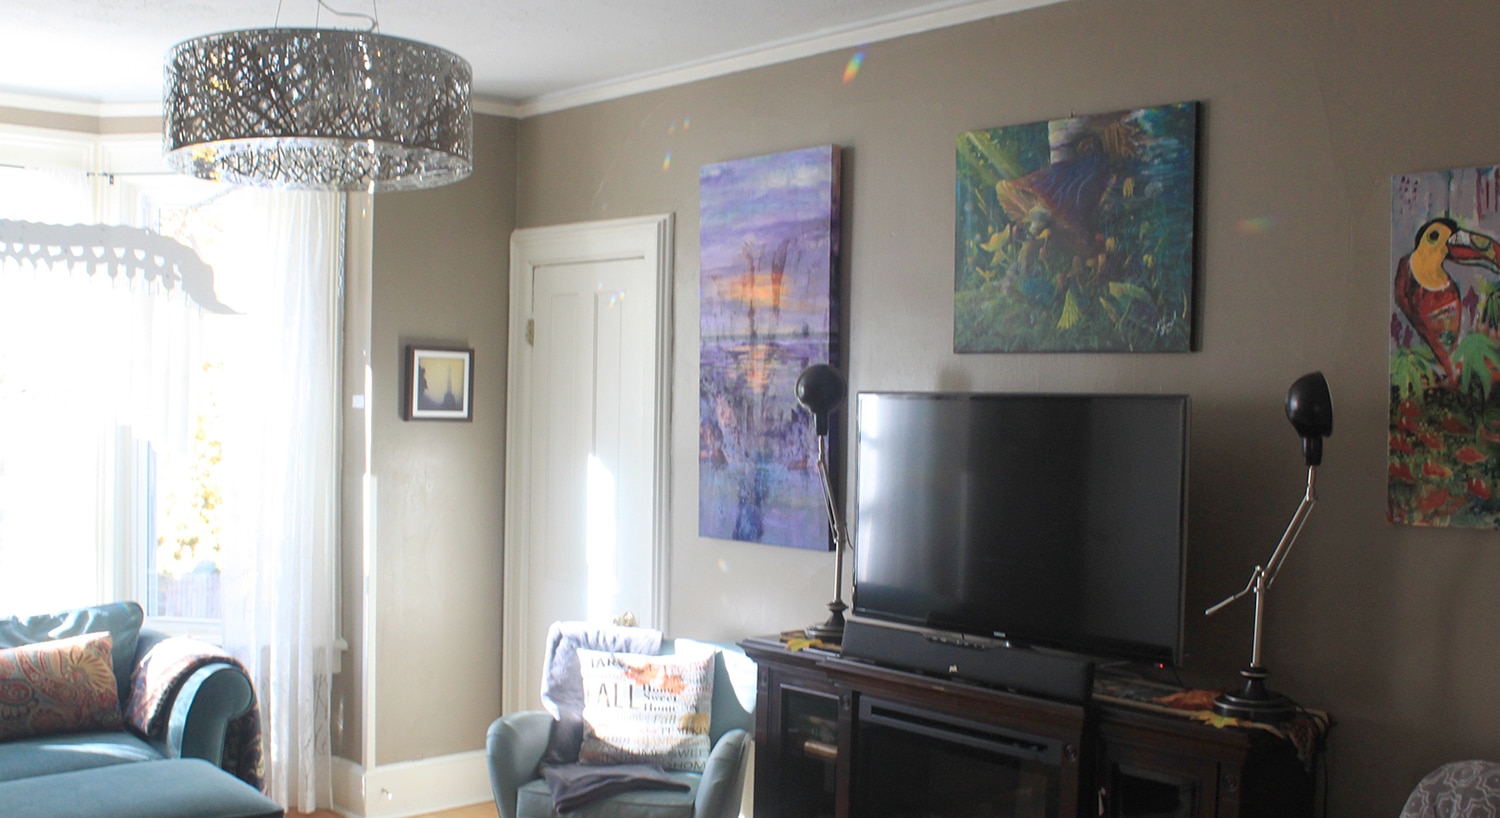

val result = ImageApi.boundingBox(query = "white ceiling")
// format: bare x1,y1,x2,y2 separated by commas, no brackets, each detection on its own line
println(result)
0,0,1063,115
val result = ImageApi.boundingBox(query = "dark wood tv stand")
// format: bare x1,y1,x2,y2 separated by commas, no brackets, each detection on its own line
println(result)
741,635,1323,818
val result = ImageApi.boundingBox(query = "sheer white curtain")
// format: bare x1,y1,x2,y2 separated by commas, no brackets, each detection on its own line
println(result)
216,188,343,812
0,167,201,615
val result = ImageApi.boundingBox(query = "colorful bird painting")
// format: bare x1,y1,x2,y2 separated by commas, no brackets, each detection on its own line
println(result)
1388,166,1500,530
954,102,1197,353
992,132,1115,277
1393,217,1500,385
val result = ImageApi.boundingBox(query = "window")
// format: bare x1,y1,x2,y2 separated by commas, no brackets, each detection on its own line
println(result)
0,130,343,633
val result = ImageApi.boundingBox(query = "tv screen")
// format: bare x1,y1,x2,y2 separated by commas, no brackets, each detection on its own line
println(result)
852,392,1188,666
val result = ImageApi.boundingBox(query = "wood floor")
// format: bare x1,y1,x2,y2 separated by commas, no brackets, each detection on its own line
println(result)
289,803,497,818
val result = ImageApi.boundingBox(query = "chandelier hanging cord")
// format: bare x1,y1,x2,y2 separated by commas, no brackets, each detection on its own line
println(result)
317,0,379,32
275,0,380,31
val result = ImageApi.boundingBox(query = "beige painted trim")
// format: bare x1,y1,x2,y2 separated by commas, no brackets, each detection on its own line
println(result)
0,88,516,120
0,91,158,119
345,194,379,772
500,234,535,718
0,91,104,117
1,89,514,122
502,214,674,716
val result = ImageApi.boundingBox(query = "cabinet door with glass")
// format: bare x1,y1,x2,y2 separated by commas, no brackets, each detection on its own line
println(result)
1097,712,1319,818
1098,736,1222,818
746,641,842,818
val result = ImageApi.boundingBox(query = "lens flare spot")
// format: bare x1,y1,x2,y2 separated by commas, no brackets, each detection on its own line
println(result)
683,115,691,131
843,51,865,84
662,151,672,171
717,559,730,574
1236,216,1276,234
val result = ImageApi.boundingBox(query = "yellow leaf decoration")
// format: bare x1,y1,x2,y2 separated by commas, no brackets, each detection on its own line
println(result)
1058,289,1082,330
1189,711,1240,729
784,637,826,652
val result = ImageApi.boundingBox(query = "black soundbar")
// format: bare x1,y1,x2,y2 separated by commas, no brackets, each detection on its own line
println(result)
840,619,1095,704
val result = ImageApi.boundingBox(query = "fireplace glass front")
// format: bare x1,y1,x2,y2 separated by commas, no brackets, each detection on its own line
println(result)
852,697,1068,818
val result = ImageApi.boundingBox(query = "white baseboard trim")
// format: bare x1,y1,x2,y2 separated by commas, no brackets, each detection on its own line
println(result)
331,751,492,818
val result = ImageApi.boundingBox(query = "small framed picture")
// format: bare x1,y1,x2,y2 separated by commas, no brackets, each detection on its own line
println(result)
405,346,474,421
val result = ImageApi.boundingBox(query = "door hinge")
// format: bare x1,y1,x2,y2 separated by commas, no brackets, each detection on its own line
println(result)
525,319,535,346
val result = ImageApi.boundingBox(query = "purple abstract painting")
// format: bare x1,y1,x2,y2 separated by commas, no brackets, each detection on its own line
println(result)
699,145,841,549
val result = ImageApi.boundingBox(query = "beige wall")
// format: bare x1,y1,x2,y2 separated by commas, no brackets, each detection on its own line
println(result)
367,113,516,765
515,1,1500,815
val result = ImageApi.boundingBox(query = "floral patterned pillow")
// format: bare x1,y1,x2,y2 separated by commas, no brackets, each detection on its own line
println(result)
0,631,122,740
576,647,715,772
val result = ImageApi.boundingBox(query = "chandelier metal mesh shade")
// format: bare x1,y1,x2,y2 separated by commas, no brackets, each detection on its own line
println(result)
164,28,473,192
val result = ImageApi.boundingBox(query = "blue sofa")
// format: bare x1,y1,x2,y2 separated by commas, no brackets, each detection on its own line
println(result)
0,602,282,818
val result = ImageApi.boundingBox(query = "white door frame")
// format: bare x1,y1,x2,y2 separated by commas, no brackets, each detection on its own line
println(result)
502,214,673,715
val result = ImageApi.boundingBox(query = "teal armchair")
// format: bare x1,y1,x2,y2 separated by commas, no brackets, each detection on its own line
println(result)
486,638,756,818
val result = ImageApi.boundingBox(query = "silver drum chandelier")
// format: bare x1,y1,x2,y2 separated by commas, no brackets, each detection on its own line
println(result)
164,28,473,192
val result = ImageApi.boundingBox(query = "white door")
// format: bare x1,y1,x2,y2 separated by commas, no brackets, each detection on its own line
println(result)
502,215,672,714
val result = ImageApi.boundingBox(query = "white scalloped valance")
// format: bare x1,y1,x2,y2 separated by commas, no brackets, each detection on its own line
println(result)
0,219,234,313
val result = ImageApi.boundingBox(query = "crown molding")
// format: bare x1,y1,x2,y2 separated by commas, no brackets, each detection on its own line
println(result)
473,96,521,119
514,0,1065,117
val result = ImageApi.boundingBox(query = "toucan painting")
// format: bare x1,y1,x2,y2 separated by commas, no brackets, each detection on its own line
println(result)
1389,166,1500,528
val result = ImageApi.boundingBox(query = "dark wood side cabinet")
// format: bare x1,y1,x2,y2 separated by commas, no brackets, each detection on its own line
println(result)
742,637,1318,818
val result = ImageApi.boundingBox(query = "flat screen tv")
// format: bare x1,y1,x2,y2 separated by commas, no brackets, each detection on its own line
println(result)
851,391,1188,666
